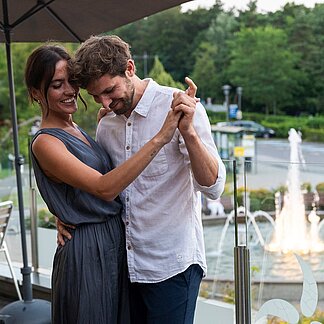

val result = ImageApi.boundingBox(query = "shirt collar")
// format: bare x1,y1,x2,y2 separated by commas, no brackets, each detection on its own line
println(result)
133,78,157,117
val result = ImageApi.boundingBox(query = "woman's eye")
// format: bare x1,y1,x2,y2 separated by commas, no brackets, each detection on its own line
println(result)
52,83,62,89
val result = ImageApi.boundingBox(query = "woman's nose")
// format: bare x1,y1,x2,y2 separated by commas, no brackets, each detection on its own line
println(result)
65,82,78,95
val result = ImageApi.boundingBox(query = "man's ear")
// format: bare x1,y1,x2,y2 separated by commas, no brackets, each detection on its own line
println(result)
125,59,136,77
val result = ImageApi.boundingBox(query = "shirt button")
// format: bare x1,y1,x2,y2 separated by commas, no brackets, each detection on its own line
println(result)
126,145,130,150
127,245,132,250
126,197,129,202
126,221,129,225
127,122,131,126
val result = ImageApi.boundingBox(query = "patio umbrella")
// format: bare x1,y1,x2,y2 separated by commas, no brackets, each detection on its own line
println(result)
0,0,188,322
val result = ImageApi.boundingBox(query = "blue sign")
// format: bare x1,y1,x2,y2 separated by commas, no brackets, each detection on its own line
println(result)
229,104,238,119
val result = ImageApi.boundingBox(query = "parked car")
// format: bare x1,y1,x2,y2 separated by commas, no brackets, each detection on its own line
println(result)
216,120,276,138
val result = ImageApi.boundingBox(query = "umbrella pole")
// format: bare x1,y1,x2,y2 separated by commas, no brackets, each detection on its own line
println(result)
0,1,51,322
3,8,32,304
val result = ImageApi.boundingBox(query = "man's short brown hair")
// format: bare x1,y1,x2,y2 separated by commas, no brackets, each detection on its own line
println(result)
72,35,132,88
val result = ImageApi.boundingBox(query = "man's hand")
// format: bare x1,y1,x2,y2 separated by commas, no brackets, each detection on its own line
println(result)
171,77,198,136
184,77,198,99
56,217,75,246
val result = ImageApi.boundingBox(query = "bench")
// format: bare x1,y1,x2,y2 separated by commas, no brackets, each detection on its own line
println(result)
0,201,22,300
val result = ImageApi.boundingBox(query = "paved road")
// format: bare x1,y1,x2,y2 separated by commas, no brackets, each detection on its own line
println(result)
239,139,324,190
256,138,324,164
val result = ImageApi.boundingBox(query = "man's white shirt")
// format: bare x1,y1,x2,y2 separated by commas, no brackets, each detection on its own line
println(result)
96,79,226,283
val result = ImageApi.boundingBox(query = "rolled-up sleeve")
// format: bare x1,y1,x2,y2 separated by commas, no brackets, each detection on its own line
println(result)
179,102,226,200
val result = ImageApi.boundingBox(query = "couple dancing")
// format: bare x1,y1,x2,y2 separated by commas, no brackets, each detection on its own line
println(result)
26,35,226,323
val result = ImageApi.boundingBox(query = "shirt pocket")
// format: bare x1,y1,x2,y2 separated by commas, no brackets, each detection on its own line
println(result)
138,140,169,177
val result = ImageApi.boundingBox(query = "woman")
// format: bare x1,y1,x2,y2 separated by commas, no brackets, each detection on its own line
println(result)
25,44,187,323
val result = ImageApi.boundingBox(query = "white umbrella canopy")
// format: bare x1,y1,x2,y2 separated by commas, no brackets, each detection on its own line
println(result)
0,0,189,42
0,0,189,321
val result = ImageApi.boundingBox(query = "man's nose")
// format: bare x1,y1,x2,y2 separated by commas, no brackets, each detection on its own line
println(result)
101,97,112,108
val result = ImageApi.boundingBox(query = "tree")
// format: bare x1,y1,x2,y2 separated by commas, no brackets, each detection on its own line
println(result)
307,4,324,114
237,0,268,28
227,26,304,115
149,56,184,89
191,42,219,101
112,5,221,82
203,12,239,100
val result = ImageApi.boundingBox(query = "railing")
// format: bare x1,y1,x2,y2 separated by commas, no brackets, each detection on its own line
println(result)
1,138,324,323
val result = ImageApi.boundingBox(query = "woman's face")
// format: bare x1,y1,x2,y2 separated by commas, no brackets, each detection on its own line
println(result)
34,59,79,116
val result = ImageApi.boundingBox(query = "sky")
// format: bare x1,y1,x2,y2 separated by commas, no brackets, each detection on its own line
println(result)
181,0,323,13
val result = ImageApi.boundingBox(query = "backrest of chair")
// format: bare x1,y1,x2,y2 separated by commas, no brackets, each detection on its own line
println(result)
0,201,13,247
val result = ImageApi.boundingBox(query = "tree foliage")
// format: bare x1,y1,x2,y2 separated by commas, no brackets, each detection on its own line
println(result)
191,42,219,100
149,56,185,89
0,1,323,156
227,26,305,115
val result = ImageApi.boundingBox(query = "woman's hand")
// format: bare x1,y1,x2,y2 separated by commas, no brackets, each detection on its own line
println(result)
97,107,112,123
156,110,182,145
56,217,75,246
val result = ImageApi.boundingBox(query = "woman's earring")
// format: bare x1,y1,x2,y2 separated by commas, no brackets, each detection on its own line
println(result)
36,99,40,104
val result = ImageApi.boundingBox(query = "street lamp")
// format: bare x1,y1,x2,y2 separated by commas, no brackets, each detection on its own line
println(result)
222,84,231,121
236,87,243,120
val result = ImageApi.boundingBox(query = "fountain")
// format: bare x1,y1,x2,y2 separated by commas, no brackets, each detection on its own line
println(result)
266,128,324,254
203,128,324,307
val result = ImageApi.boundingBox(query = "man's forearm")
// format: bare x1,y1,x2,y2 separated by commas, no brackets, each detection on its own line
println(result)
182,128,218,187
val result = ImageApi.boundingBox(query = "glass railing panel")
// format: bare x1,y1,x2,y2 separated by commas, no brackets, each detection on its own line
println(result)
199,159,236,320
243,137,324,324
0,159,31,268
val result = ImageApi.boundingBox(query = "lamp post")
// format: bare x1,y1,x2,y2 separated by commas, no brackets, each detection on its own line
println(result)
133,51,153,78
237,87,243,120
222,85,231,121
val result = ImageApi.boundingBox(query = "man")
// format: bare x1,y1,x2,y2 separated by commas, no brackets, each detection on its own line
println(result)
60,35,226,323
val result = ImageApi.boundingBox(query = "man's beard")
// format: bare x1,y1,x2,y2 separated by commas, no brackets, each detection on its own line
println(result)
112,80,135,116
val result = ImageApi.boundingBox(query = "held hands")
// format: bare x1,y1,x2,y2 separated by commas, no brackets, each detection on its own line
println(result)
158,77,198,145
158,109,183,145
172,77,198,136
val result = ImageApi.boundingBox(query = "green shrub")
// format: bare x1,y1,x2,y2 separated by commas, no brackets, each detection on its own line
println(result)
249,189,275,212
301,182,312,192
267,309,324,323
38,208,56,229
316,182,324,193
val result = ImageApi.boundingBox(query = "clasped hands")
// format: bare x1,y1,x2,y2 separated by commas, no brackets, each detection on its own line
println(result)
97,77,199,136
171,77,199,137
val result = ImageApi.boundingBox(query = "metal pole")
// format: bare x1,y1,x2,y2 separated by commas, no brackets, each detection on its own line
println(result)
143,51,148,77
234,246,251,324
3,0,32,301
222,85,231,122
233,160,252,324
28,137,39,271
237,87,243,112
0,2,51,322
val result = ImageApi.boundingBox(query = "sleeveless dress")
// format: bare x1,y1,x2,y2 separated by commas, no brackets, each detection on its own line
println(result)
31,127,130,324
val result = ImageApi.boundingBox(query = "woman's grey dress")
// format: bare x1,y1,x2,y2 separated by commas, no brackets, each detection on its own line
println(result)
31,128,130,324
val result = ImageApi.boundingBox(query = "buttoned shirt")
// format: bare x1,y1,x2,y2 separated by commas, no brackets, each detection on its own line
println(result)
96,79,226,283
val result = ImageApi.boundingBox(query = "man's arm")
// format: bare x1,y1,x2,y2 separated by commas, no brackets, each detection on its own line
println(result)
172,78,220,187
180,125,218,187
